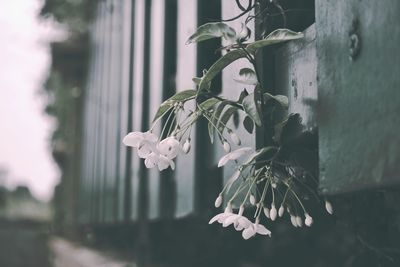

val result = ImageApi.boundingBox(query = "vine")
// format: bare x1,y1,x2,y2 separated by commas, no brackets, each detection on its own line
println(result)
123,3,332,240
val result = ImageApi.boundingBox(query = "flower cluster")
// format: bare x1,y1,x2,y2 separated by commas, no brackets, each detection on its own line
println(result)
209,204,271,240
208,147,334,239
123,131,183,171
121,15,330,241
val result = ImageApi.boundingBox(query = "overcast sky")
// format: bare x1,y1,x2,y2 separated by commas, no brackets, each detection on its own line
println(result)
0,0,64,201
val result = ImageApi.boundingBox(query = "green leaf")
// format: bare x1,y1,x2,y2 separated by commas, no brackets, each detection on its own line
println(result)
186,22,236,44
246,29,303,54
153,104,173,123
243,116,254,134
263,92,289,108
217,106,238,135
209,101,230,143
198,97,220,110
192,77,202,85
234,68,258,85
242,85,263,127
167,90,197,102
152,90,197,122
198,50,247,91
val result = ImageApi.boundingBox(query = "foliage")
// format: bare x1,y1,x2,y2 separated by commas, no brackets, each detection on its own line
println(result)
123,7,333,239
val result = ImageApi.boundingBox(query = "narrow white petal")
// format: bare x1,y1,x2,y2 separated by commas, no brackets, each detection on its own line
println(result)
256,224,271,236
325,201,334,215
218,154,230,167
242,227,256,240
209,213,224,224
169,159,175,170
229,147,252,159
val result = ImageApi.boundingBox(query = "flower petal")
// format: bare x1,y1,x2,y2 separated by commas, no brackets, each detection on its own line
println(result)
256,224,271,236
237,216,251,229
158,137,181,159
242,226,256,240
218,154,230,167
209,213,224,224
123,132,144,147
218,147,253,167
157,155,170,171
144,153,159,168
138,142,153,158
222,214,238,227
143,131,158,142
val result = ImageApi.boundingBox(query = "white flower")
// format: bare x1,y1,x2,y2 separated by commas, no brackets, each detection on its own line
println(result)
143,152,175,171
209,204,233,224
144,152,159,169
325,200,333,215
182,139,191,154
214,194,223,208
218,147,253,167
222,205,251,231
278,205,285,217
158,136,180,159
242,219,272,240
305,213,313,227
209,212,233,225
229,131,241,146
123,131,158,159
270,204,277,221
157,154,175,171
123,131,158,147
223,141,231,152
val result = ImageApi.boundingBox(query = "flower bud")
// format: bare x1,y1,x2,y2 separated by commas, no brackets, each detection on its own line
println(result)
290,215,297,227
305,213,313,227
263,207,270,219
214,194,223,208
223,141,231,152
270,204,277,221
249,194,256,205
229,131,241,146
296,216,303,227
325,200,333,215
278,205,284,217
182,139,191,154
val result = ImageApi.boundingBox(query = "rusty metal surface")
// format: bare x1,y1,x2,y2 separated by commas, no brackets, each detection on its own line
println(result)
316,0,400,194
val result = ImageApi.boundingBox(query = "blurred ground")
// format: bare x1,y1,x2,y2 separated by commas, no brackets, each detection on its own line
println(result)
0,219,51,267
